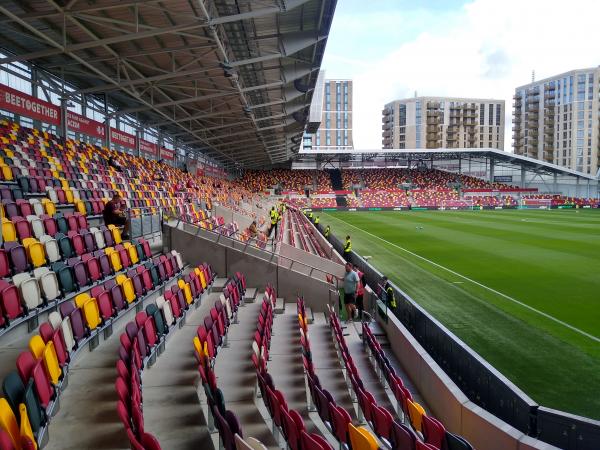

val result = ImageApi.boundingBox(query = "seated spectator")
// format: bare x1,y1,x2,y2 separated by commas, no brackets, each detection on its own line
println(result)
247,220,259,239
103,193,130,239
108,155,123,172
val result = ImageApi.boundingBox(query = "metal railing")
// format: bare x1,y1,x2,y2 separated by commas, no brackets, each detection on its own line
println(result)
171,217,340,291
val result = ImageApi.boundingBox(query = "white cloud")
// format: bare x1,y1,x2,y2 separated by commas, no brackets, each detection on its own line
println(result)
326,0,600,150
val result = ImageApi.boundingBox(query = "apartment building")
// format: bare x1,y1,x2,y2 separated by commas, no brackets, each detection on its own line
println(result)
513,67,600,175
382,96,505,150
303,79,353,151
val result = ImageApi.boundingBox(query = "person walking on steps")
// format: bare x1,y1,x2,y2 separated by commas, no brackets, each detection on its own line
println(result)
268,206,279,238
342,262,359,323
354,264,365,319
343,235,352,263
382,276,397,310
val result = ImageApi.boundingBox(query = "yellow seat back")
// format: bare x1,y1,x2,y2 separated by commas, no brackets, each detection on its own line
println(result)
20,402,38,449
29,335,45,359
74,200,86,215
75,292,91,309
108,224,122,244
2,218,16,242
64,189,74,204
43,341,62,385
124,243,139,265
196,268,207,289
117,276,135,303
23,239,46,268
348,424,378,450
42,199,57,216
407,400,425,432
108,250,122,272
0,398,19,449
83,298,101,330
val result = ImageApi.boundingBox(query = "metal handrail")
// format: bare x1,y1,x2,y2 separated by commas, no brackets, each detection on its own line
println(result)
172,216,340,290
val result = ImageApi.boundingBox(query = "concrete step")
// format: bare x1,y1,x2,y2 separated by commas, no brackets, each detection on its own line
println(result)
211,277,228,292
304,306,314,324
274,297,285,314
244,287,258,303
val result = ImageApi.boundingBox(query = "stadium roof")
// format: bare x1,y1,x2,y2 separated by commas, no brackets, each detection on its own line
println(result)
297,147,599,181
0,0,337,169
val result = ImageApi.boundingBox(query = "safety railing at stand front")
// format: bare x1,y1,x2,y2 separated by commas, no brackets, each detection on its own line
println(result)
171,216,340,295
126,207,163,240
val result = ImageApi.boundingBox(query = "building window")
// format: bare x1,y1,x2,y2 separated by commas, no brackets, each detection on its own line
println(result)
488,104,493,125
480,104,485,125
495,104,501,126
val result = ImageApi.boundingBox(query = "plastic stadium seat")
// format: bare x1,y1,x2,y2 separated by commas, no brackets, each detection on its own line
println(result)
81,298,101,331
445,432,474,450
48,311,62,330
110,284,126,312
0,250,10,278
407,400,426,433
29,335,45,359
41,216,58,237
18,402,37,449
108,225,122,245
51,329,69,368
55,233,74,259
156,296,174,326
12,273,42,310
32,268,59,303
0,429,15,450
82,254,101,283
23,379,44,434
26,216,44,240
12,217,32,241
348,424,378,450
89,227,105,250
69,308,87,343
0,281,23,320
22,238,46,268
39,235,60,263
2,371,25,415
60,317,76,352
38,323,53,343
105,248,122,272
96,290,114,321
123,242,139,265
31,360,54,409
116,275,136,304
1,218,17,242
67,231,85,256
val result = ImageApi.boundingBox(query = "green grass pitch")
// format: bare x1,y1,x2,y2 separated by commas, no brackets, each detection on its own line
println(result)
321,209,600,420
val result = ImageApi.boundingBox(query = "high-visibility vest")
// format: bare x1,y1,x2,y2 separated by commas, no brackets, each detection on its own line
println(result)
314,217,320,224
385,284,397,308
344,239,352,253
270,210,278,225
324,227,330,238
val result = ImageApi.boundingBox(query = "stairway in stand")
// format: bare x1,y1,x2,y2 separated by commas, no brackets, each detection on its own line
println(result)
326,169,347,207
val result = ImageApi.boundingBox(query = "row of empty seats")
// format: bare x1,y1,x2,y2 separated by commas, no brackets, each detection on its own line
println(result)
254,294,334,450
360,322,474,450
297,298,381,450
116,262,215,450
0,249,186,450
193,275,274,450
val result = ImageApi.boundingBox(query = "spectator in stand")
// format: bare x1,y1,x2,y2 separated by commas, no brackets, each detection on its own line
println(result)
341,262,359,323
103,193,130,239
108,155,123,172
343,235,352,263
246,220,259,241
354,264,365,319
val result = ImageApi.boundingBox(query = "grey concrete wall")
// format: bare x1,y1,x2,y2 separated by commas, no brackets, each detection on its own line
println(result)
279,242,345,279
166,224,337,313
377,309,561,450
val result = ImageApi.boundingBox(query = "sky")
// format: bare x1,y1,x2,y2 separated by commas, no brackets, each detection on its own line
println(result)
320,0,600,151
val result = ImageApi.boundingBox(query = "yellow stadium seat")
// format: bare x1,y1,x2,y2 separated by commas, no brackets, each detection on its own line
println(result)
43,341,62,385
2,218,17,242
75,292,91,309
29,335,45,359
116,274,135,303
60,179,69,189
22,238,46,268
74,200,86,215
407,400,426,432
0,398,19,449
348,424,378,450
41,199,57,216
108,225,122,244
105,247,122,272
178,280,193,304
123,242,139,265
194,268,207,289
64,189,74,204
20,403,38,449
0,164,13,181
82,298,101,330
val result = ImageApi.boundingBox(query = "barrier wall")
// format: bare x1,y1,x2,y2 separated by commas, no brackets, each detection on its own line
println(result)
318,223,600,450
164,223,338,313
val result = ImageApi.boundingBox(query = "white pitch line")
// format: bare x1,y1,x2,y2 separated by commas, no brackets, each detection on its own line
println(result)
326,214,600,344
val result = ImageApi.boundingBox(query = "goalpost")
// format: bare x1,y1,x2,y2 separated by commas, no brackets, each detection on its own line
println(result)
519,197,553,210
440,198,476,211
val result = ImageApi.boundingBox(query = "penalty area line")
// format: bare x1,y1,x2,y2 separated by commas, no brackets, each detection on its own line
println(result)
325,213,600,344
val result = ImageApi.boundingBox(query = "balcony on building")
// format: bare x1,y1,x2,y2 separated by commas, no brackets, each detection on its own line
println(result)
382,108,392,116
427,101,441,109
